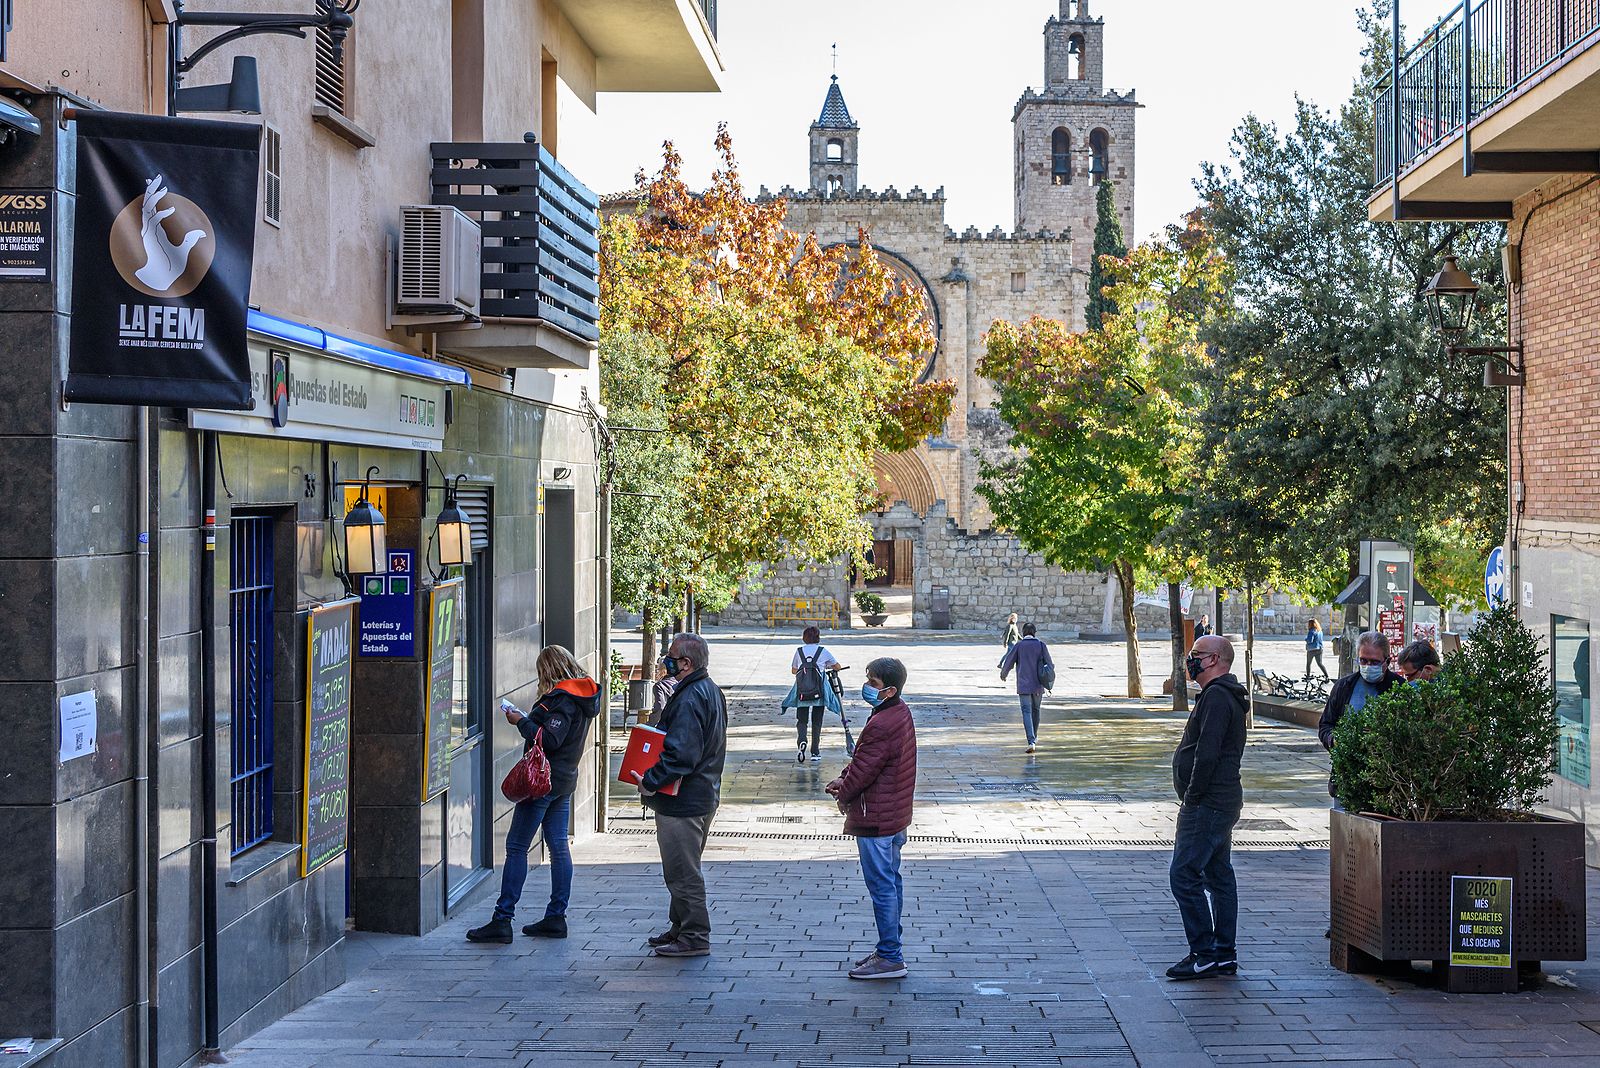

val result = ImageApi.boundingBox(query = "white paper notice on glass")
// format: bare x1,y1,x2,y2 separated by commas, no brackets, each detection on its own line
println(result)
58,691,97,763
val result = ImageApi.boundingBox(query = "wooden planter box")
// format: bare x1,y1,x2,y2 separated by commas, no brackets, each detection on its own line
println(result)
1330,809,1586,992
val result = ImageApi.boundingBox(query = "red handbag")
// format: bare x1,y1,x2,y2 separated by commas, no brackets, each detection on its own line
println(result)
501,727,553,802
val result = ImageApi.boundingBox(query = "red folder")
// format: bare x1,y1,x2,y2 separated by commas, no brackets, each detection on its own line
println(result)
619,725,679,795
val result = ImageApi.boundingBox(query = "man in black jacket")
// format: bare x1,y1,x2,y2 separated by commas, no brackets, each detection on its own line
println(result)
1167,635,1249,981
1317,630,1401,799
632,632,727,958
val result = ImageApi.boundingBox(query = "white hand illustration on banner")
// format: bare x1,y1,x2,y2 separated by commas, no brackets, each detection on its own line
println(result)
134,175,207,293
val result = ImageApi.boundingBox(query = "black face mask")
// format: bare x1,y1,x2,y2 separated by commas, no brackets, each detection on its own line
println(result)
661,655,683,677
1185,654,1209,681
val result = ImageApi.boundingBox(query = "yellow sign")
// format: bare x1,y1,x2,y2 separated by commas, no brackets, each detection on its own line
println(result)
342,485,388,517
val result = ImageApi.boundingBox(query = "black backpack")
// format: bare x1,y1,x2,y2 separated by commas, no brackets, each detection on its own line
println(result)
796,647,825,704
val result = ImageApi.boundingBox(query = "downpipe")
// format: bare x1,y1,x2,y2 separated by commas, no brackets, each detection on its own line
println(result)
199,431,226,1063
135,408,154,1068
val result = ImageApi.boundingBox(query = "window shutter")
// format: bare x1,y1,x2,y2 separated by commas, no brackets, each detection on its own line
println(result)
263,125,282,227
314,3,348,113
454,486,491,552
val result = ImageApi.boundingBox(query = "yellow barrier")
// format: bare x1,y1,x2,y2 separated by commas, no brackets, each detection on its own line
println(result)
765,597,839,628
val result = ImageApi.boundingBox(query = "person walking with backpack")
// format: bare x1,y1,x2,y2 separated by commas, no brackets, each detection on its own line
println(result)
785,625,841,764
999,623,1055,753
466,645,601,944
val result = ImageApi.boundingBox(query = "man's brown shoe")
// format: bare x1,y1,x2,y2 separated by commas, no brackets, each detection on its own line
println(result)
651,940,710,958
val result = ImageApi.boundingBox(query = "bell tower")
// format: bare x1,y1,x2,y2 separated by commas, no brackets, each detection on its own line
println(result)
810,75,859,196
1013,0,1138,250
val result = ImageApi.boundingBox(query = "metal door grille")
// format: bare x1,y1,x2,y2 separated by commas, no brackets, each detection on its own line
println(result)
230,514,276,856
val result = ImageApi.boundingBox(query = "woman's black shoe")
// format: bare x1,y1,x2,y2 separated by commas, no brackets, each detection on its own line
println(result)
522,915,568,939
647,928,680,947
466,917,512,944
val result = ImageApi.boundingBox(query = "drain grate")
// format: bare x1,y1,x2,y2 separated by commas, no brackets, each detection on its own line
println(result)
606,825,1328,849
755,815,807,823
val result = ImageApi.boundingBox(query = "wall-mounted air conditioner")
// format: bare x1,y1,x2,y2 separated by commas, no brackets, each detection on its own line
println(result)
397,204,481,316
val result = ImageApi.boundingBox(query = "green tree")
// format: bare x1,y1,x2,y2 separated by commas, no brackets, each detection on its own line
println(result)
979,218,1227,696
1186,3,1507,606
1085,179,1127,331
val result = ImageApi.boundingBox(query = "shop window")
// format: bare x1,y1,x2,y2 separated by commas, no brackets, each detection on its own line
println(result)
1553,615,1591,787
1051,127,1071,185
229,513,277,856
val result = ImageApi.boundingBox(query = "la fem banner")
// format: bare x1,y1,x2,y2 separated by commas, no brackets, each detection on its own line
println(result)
66,111,259,409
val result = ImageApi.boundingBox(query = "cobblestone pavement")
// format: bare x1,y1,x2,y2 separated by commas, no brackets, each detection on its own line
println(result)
229,628,1600,1068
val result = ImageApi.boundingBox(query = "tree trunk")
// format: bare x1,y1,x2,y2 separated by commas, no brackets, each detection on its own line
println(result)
1168,580,1188,712
1245,580,1256,730
1115,559,1142,698
641,603,657,680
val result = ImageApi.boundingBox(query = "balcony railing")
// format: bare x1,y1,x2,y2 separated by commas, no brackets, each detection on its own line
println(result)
698,0,717,38
1373,0,1600,185
430,140,600,343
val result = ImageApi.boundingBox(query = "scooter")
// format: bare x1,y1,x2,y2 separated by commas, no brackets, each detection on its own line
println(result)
827,666,857,756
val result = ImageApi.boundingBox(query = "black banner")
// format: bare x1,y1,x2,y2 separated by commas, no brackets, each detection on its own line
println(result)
67,111,259,409
422,580,463,802
302,598,356,878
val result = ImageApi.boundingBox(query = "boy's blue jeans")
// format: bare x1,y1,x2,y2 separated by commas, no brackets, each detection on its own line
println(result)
856,830,907,963
492,792,572,921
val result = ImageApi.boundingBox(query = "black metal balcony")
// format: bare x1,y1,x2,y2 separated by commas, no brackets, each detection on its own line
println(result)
1373,0,1600,186
429,140,600,344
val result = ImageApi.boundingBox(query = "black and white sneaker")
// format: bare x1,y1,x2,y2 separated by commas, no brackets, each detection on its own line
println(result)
797,747,807,765
1166,953,1223,981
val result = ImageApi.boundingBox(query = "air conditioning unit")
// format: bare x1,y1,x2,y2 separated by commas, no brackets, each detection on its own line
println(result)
397,205,481,316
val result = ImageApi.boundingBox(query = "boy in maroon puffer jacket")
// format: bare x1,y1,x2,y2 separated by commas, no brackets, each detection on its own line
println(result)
826,657,917,980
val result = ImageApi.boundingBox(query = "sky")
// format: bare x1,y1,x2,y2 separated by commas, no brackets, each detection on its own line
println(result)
561,0,1463,245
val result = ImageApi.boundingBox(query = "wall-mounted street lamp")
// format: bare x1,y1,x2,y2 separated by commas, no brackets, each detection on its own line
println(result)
343,465,387,574
435,474,472,568
1422,253,1525,387
168,0,361,116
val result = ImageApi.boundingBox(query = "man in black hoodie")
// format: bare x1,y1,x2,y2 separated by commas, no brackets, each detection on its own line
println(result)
632,632,727,958
1167,634,1249,981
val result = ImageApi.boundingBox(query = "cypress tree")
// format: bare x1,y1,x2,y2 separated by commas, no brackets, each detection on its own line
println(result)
1085,179,1126,331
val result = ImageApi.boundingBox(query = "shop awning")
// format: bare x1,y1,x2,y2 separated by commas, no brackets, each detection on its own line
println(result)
1412,582,1439,607
0,97,41,139
248,309,470,387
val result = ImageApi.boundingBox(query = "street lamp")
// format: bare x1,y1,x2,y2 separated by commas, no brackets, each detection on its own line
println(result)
343,466,387,574
1421,254,1480,340
1422,253,1524,387
435,475,472,568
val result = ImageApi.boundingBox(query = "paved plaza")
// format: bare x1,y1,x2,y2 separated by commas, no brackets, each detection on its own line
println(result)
228,628,1600,1067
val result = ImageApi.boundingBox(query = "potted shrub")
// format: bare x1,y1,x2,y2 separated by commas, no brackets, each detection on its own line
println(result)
855,590,888,627
1328,606,1585,992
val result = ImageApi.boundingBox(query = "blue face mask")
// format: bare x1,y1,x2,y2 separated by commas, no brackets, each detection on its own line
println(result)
1361,663,1385,683
861,683,881,706
661,655,682,677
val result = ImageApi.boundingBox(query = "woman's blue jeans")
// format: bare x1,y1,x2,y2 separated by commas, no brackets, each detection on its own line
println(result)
492,792,572,921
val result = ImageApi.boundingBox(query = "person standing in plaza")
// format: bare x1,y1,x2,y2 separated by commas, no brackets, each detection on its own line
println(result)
1396,639,1441,684
1194,613,1212,639
1304,618,1329,679
467,645,601,944
1317,630,1400,796
786,625,841,764
827,656,917,980
1166,634,1248,981
631,632,728,958
999,622,1054,752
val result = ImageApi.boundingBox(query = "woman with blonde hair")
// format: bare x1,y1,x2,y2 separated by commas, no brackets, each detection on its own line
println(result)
467,645,601,944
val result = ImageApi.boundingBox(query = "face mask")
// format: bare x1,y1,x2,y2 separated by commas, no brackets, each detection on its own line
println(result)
1185,655,1208,681
661,655,682,677
1361,663,1385,683
861,683,881,706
